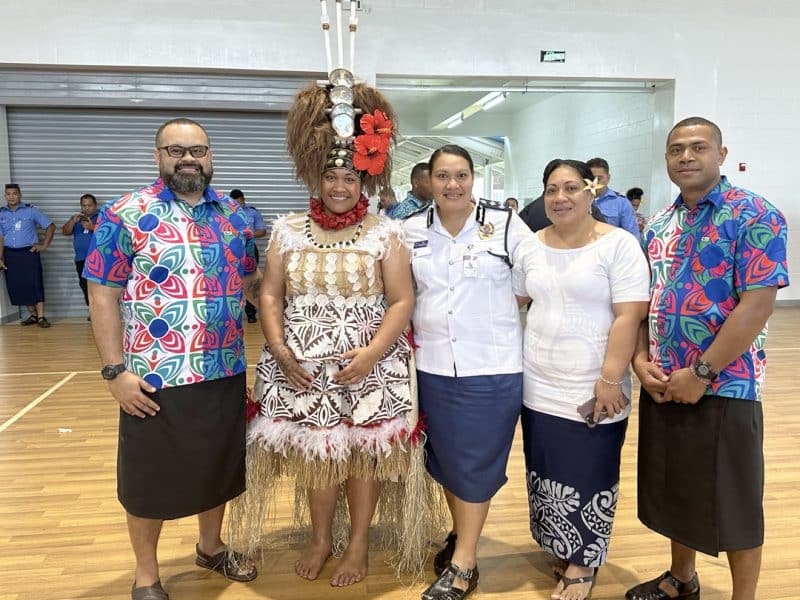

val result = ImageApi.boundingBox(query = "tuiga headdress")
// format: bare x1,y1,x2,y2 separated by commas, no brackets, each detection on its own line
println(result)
286,1,397,197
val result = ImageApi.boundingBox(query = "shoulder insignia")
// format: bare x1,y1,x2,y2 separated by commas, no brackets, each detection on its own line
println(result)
478,198,508,211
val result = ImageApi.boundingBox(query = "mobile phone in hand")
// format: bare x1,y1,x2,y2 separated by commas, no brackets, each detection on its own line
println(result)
577,395,630,428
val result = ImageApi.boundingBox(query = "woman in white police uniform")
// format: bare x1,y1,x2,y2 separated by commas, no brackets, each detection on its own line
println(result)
403,145,533,600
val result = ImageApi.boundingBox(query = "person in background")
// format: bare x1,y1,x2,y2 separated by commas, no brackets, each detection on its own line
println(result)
378,187,398,216
625,187,647,234
388,162,434,220
585,157,640,238
61,193,99,319
229,189,267,323
504,197,519,212
0,183,56,327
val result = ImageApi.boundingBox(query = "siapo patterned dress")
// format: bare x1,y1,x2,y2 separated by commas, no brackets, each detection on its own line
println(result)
230,211,441,574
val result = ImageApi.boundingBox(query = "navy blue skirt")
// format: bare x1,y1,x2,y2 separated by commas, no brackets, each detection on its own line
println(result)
521,406,627,567
418,371,522,503
4,246,45,305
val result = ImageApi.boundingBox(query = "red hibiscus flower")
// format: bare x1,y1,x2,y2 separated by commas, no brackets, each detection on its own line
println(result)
353,133,390,175
360,110,393,138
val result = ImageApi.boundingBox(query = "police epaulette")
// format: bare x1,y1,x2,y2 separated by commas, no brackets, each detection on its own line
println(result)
478,198,508,211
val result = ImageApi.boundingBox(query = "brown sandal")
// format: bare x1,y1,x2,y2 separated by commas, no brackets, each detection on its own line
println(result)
195,544,258,582
131,579,169,600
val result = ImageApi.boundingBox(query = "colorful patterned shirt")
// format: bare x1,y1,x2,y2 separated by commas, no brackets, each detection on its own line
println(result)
643,176,789,401
83,179,257,389
388,192,430,220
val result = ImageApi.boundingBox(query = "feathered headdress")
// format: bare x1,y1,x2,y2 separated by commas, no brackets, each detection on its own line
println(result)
286,1,397,197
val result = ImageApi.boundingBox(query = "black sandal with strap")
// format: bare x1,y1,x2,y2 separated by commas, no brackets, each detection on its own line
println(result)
421,562,479,600
558,569,596,599
433,531,457,576
195,544,258,582
625,570,700,600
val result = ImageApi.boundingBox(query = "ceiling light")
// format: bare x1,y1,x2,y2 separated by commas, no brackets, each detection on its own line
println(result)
446,114,464,129
483,92,508,110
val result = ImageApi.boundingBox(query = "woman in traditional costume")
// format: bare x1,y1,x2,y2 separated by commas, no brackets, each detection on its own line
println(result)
230,2,439,587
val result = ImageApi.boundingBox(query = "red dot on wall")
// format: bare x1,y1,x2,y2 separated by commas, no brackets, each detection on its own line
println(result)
739,162,746,172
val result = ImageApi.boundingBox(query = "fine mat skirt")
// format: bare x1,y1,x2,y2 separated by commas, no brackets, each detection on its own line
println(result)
4,246,44,305
118,373,246,520
637,388,764,555
521,406,627,567
417,370,522,503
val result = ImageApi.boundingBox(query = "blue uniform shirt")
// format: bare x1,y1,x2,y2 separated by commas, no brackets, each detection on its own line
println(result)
72,213,99,261
242,205,265,233
594,187,640,238
0,204,53,247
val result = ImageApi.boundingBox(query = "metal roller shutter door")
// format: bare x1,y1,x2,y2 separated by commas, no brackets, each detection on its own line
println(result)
6,107,306,317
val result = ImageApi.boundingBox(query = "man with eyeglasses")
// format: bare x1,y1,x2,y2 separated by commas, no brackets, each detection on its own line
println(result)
83,118,260,599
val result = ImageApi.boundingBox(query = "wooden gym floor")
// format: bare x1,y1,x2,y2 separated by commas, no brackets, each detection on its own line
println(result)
0,308,798,599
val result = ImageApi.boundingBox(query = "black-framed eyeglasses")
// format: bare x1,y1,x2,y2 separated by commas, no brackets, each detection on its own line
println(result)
158,144,209,158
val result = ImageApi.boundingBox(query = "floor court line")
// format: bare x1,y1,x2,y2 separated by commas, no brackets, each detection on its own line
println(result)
0,371,78,432
0,370,96,377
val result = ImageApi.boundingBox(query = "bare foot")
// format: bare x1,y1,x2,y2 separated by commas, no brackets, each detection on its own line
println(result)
295,539,332,580
552,564,595,600
330,538,368,587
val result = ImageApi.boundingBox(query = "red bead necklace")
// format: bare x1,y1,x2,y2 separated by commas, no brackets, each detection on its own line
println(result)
308,196,369,230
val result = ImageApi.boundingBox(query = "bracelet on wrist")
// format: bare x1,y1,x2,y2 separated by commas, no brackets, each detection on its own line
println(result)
599,375,623,386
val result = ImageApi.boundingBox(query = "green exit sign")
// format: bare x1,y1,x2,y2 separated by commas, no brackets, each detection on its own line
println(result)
540,50,566,63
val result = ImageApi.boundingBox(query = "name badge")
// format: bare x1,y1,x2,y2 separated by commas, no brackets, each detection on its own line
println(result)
413,246,432,258
463,254,478,277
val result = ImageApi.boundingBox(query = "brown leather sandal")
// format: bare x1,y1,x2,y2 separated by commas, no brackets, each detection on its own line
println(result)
195,544,258,582
131,579,169,600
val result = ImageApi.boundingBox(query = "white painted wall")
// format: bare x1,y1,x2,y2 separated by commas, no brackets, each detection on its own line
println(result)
506,91,659,206
0,0,796,299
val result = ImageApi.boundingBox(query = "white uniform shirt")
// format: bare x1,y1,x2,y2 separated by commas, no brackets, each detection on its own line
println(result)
403,203,533,377
513,228,650,422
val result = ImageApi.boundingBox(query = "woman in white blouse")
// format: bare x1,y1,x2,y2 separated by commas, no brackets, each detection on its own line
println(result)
403,145,533,600
513,159,649,600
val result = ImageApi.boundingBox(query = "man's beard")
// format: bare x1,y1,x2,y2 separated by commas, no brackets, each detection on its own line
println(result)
162,163,213,195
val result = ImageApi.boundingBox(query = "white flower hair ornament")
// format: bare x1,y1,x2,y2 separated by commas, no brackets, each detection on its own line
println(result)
583,177,605,197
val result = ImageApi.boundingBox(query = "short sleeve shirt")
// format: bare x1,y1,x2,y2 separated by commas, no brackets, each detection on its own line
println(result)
403,204,533,377
243,205,266,232
644,176,789,401
594,188,640,238
0,204,53,247
515,228,650,422
72,213,99,261
83,179,257,389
